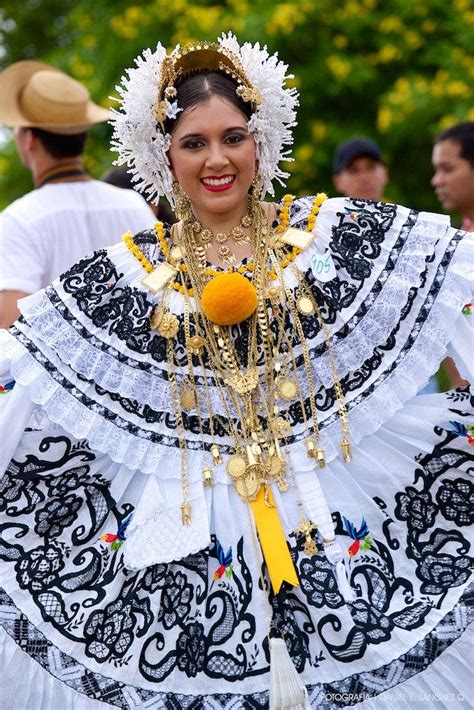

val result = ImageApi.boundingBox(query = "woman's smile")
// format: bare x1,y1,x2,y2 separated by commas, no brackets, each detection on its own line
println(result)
200,175,236,191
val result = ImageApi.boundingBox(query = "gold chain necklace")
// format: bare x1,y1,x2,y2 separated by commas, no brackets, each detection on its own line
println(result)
191,202,252,264
124,194,350,553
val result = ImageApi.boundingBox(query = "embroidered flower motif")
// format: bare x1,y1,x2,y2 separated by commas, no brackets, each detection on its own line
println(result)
418,553,471,595
213,540,233,580
350,600,394,643
84,598,135,661
436,478,473,526
0,380,14,394
140,564,168,593
462,302,472,315
176,621,207,677
342,517,372,557
34,495,82,539
158,571,193,628
15,544,65,592
100,512,133,551
300,556,344,608
48,467,93,497
394,488,438,533
448,420,474,446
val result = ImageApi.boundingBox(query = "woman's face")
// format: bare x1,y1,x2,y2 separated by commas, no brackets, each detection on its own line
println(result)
168,94,256,225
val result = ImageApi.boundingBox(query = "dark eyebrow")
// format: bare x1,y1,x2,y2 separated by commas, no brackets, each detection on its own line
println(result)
178,133,202,143
178,126,248,143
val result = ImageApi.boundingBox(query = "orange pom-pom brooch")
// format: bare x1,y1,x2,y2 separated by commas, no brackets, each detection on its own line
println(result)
201,272,257,325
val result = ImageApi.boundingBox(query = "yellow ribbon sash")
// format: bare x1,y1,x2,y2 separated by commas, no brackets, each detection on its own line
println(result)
250,486,299,593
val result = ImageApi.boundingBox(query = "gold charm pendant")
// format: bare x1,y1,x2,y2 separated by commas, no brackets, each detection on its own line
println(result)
157,312,179,339
203,467,213,487
294,514,318,556
276,227,314,250
180,386,195,411
211,444,223,465
151,307,180,338
235,474,260,501
268,455,289,492
142,262,176,292
341,438,352,463
276,377,298,401
297,295,315,316
181,502,192,525
226,368,259,394
187,334,205,355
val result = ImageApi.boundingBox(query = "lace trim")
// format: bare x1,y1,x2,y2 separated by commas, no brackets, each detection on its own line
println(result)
2,235,471,474
123,476,211,567
17,204,469,410
0,585,471,708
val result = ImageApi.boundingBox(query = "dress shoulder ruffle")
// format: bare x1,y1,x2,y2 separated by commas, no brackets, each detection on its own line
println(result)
1,196,472,472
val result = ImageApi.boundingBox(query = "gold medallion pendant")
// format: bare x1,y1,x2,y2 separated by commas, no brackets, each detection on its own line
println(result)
227,456,247,479
276,377,298,401
235,475,260,501
271,416,291,438
170,245,183,261
187,334,205,355
226,368,259,394
297,295,315,316
181,386,195,411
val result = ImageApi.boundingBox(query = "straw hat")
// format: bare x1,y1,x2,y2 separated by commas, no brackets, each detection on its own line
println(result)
0,60,110,135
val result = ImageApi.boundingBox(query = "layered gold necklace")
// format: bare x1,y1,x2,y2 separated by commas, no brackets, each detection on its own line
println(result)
191,201,252,264
124,194,351,553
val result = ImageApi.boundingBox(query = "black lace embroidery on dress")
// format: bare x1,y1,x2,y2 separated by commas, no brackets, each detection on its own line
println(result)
0,409,472,701
11,225,459,452
1,584,470,708
44,201,419,389
57,201,402,361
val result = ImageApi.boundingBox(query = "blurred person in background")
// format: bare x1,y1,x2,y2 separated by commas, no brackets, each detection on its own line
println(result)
431,121,473,390
102,164,176,224
0,60,155,327
432,121,474,232
332,137,389,201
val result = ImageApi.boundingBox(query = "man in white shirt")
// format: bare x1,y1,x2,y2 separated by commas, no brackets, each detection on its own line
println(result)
0,60,155,327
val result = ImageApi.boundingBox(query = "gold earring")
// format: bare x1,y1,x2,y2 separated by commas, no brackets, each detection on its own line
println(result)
250,173,262,212
172,182,192,222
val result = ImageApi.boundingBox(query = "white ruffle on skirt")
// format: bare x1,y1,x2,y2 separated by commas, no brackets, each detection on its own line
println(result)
0,388,472,707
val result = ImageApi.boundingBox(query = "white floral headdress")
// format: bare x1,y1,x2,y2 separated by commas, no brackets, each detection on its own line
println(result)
110,33,299,206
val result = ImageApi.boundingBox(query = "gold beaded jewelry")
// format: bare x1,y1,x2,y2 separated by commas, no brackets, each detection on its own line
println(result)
191,203,252,264
126,192,352,523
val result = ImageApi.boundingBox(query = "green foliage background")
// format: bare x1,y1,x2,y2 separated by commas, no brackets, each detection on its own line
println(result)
1,0,473,215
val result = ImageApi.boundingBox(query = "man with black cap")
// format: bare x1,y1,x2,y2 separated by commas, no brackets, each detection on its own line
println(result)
0,61,155,327
333,137,389,201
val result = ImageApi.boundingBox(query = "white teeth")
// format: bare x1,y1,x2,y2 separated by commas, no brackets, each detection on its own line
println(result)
202,176,234,186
